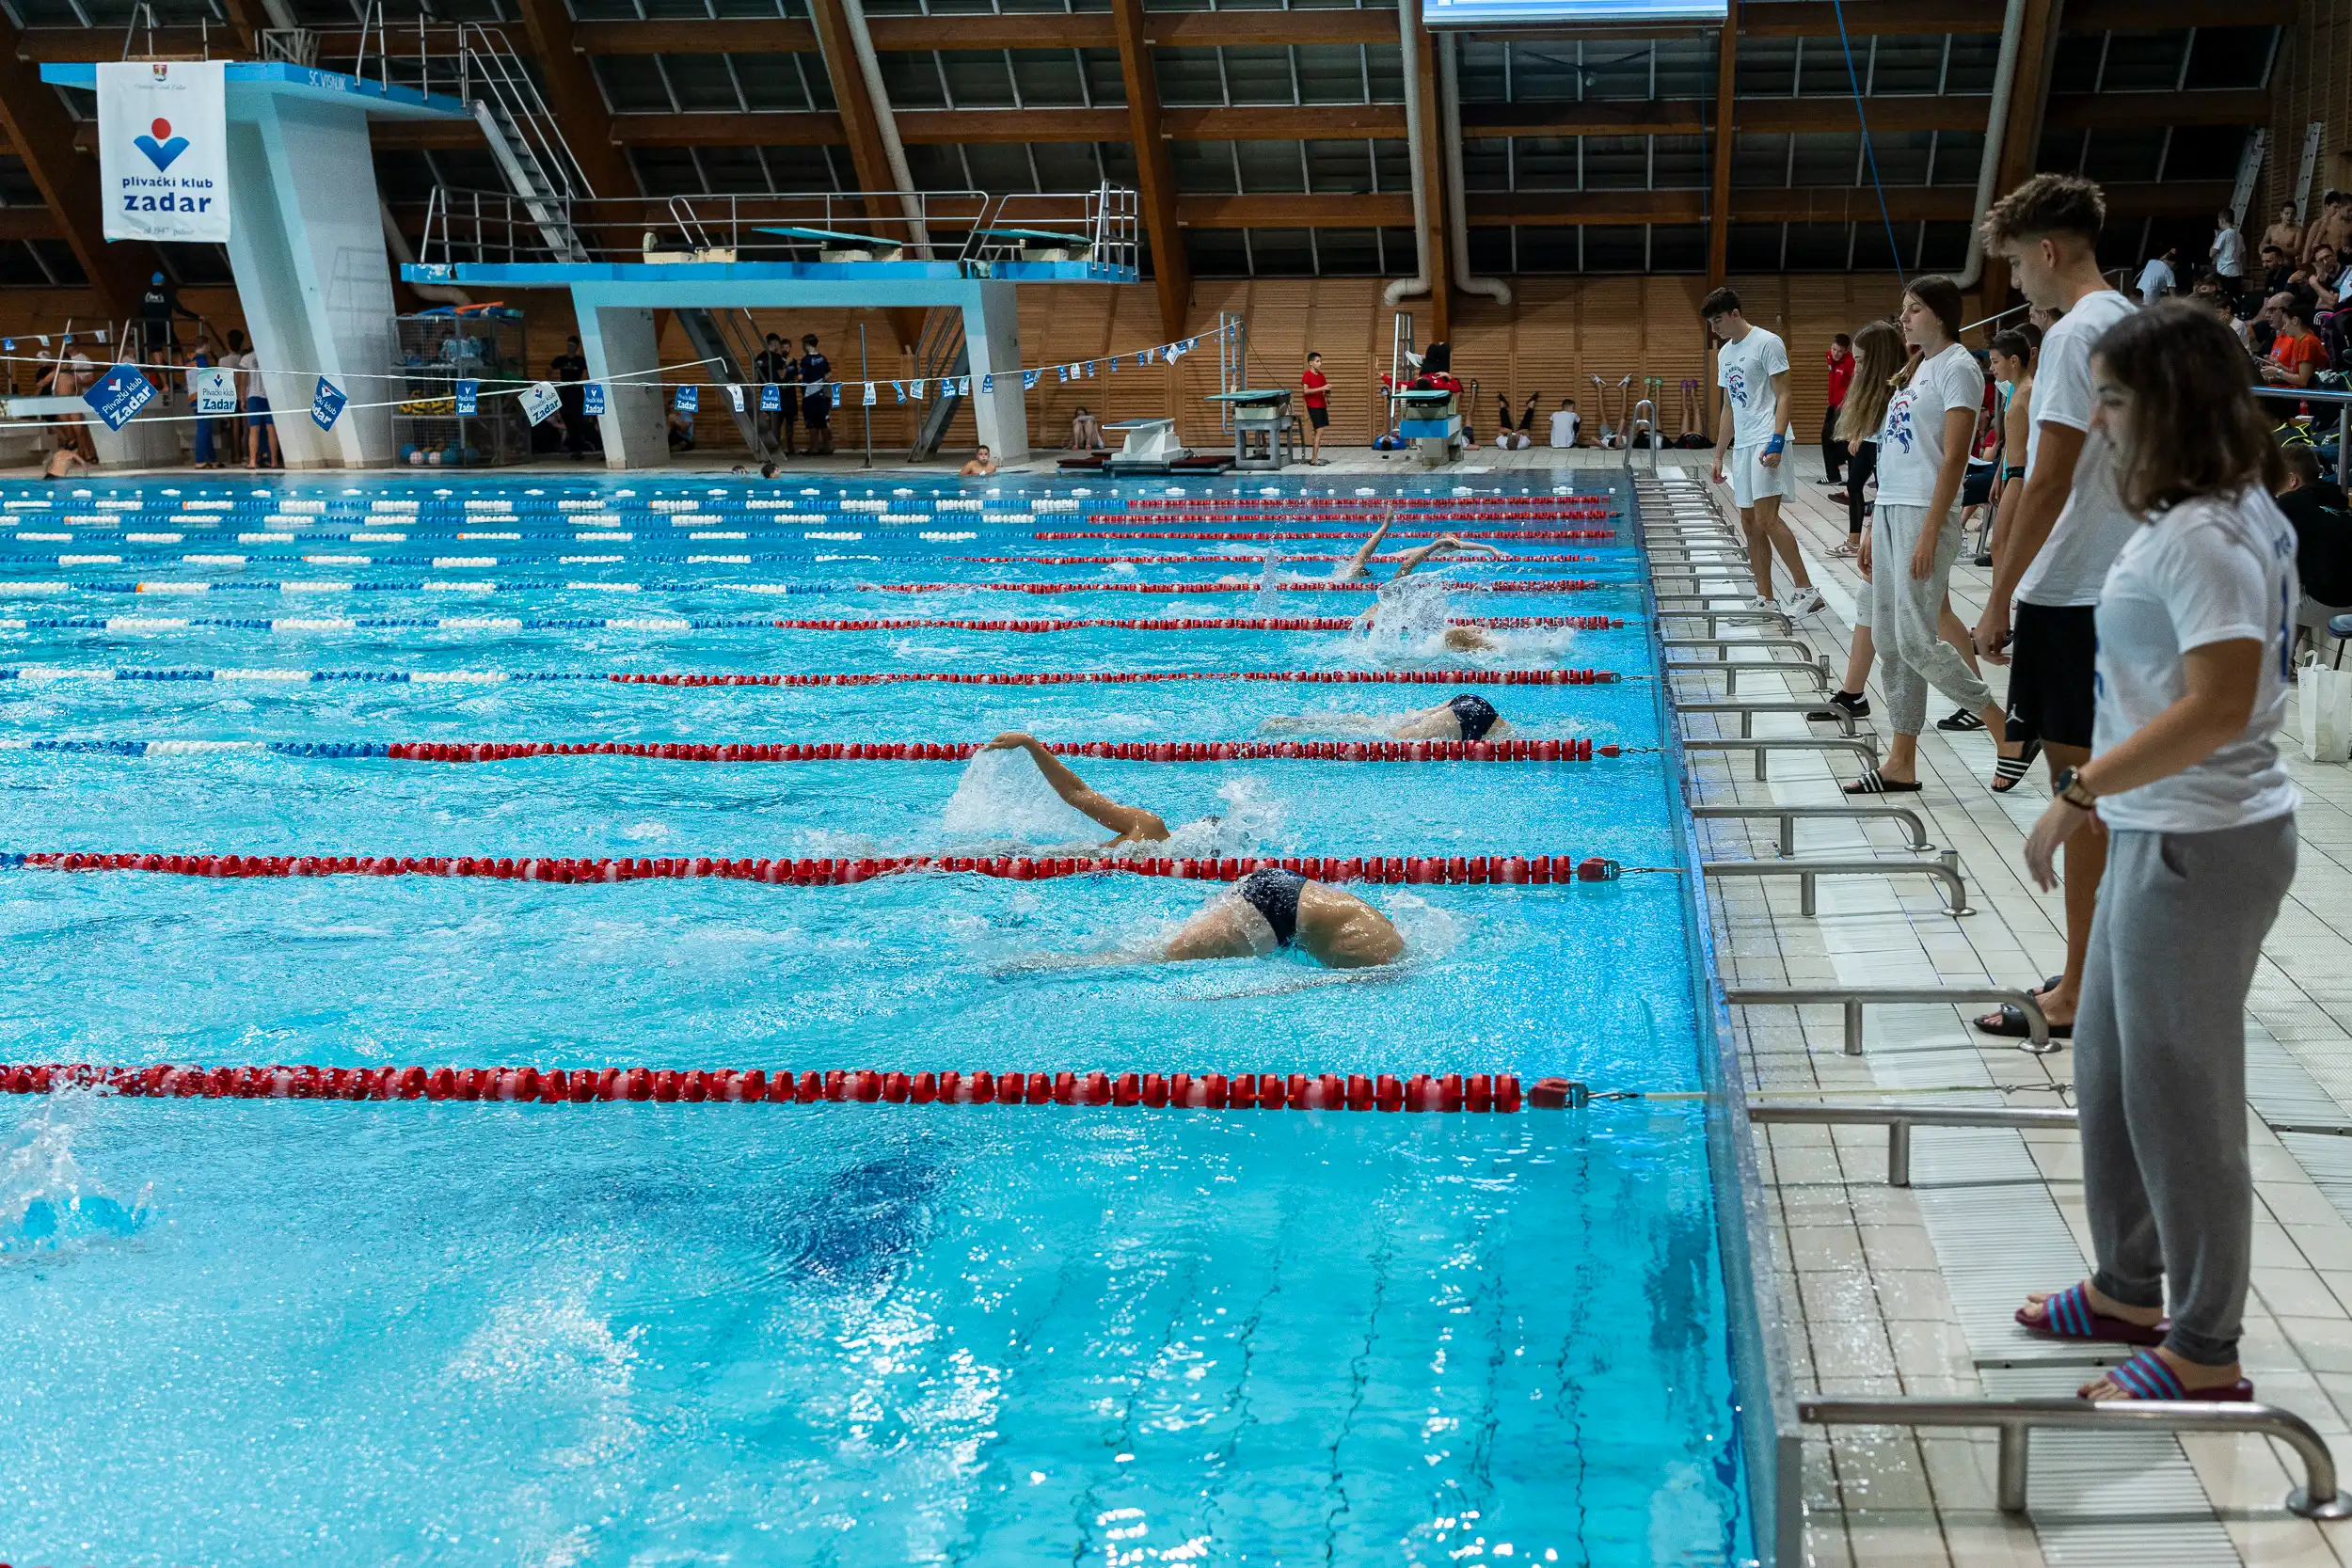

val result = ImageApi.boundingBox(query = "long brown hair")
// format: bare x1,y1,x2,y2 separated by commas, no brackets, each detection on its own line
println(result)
2092,300,2282,515
1836,320,1907,446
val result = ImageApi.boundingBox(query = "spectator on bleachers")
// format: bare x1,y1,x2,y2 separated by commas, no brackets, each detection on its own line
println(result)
2266,200,2307,260
2212,208,2249,308
2307,191,2351,263
2258,244,2296,303
2261,296,2329,388
2134,248,2176,306
2275,446,2352,608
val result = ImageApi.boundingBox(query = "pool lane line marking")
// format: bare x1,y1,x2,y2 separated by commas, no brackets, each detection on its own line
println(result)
0,578,1620,599
0,614,1629,637
0,666,1628,687
0,1062,1529,1113
0,736,1631,763
6,848,1629,887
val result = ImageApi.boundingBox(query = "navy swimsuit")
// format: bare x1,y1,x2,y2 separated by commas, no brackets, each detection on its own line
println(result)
1236,867,1305,947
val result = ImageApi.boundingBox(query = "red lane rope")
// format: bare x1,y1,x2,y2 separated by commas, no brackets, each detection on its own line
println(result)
1037,531,1616,542
762,615,1628,634
13,849,1625,887
1,1060,1528,1112
1125,498,1610,510
960,554,1603,565
381,737,1623,763
604,668,1623,687
863,580,1607,594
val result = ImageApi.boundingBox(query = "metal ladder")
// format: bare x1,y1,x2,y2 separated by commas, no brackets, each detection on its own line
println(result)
909,307,967,461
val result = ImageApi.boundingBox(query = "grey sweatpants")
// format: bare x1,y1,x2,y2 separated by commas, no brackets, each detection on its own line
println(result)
2077,814,2297,1367
1868,502,1994,735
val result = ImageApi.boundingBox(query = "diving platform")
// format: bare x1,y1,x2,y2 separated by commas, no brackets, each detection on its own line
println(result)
42,59,475,470
405,185,1139,464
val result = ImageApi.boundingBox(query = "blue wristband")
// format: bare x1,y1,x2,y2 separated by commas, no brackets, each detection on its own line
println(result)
1764,434,1786,455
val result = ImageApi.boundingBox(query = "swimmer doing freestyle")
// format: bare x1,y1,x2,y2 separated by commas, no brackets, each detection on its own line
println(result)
983,732,1404,968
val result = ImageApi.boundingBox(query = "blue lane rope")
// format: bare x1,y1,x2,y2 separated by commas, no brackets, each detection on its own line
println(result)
1830,0,1908,275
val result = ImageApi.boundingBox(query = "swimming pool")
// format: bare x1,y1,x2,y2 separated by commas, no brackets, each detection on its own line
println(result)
0,471,1768,1565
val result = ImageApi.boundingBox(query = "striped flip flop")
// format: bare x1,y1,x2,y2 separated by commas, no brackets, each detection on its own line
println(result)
2016,1281,2165,1346
2089,1348,2254,1403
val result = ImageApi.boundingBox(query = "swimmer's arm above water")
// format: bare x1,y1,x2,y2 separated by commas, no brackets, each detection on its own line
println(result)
1332,515,1395,580
985,732,1169,843
1389,534,1509,579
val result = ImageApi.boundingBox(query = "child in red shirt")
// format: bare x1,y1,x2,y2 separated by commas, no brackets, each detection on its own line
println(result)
1302,352,1330,465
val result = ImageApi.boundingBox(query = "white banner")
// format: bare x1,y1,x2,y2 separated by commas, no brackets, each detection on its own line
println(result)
190,366,237,415
519,380,563,426
98,61,230,244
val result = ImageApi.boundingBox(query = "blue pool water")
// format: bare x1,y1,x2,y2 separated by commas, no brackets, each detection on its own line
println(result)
0,472,1755,1565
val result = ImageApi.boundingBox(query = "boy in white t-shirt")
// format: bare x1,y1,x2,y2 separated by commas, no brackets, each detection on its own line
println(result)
1703,287,1821,616
1549,398,1581,448
1973,170,2137,1044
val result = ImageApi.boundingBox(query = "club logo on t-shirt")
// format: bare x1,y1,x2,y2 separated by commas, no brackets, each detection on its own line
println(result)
1724,367,1748,408
1883,390,1916,453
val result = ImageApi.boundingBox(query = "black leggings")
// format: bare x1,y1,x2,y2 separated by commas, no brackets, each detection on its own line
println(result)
1846,440,1876,538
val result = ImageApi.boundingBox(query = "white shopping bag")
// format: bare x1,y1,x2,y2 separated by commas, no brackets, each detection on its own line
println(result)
2297,652,2352,763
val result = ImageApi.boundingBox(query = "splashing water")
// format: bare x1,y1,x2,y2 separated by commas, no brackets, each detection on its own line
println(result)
1253,545,1285,614
940,747,1096,846
1356,572,1455,658
1154,773,1288,859
1,1112,151,1256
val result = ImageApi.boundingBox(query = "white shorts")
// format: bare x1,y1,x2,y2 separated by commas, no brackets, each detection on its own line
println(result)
1728,443,1790,510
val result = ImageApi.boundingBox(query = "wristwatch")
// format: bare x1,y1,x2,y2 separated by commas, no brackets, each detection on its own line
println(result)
2054,766,2098,809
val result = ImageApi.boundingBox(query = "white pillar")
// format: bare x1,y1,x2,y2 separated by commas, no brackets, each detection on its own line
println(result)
962,280,1027,464
574,300,667,469
223,95,396,467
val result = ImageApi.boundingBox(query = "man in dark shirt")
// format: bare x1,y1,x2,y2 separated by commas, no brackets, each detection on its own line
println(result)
139,271,196,363
753,332,794,456
2277,446,2352,607
798,333,834,455
550,336,594,456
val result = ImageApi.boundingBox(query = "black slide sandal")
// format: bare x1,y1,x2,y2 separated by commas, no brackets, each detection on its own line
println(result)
1843,768,1924,795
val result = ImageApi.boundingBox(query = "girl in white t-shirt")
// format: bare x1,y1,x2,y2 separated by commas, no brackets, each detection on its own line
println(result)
2013,302,2297,1405
1845,277,2010,793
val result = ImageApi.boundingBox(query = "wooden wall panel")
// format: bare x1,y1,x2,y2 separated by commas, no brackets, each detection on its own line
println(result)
2267,0,2352,222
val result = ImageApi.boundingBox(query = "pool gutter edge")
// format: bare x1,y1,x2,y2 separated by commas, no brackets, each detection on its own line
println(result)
1635,471,1804,1568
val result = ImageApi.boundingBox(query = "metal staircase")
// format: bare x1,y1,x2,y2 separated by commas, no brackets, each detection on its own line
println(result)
457,26,594,261
909,307,967,461
674,307,771,457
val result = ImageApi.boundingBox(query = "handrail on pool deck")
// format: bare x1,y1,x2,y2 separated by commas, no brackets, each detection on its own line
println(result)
1798,1395,2352,1520
1703,854,1973,917
1675,697,1862,736
1745,1101,2076,1185
1666,658,1834,695
1724,984,2050,1054
1690,800,1932,854
1682,734,1877,779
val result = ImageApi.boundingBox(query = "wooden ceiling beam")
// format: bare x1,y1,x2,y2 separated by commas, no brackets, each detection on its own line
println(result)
511,0,639,198
578,86,2265,156
0,7,156,315
1112,0,1190,340
1707,4,1737,285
